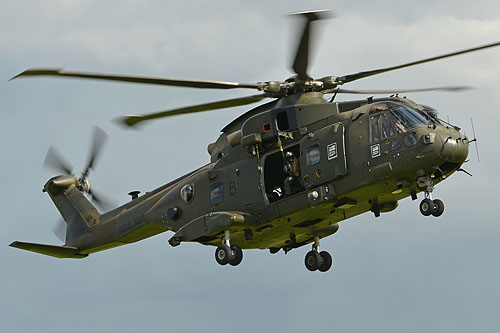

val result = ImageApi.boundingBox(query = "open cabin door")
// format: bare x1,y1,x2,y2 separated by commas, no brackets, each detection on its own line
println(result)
299,122,347,188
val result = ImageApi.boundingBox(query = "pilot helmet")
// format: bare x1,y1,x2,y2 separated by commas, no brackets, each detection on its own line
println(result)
286,151,294,161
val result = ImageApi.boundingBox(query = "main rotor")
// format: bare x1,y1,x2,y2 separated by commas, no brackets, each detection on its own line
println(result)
11,10,500,127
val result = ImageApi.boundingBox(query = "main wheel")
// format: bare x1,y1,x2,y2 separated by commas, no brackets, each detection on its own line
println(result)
229,245,243,266
305,250,321,271
215,244,231,265
318,251,333,272
431,199,445,217
419,198,433,216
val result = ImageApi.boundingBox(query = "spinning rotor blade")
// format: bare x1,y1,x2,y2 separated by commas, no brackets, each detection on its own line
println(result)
88,189,114,212
120,93,270,127
11,68,260,90
44,146,73,175
84,126,108,174
337,41,500,84
52,219,66,243
332,85,472,94
290,10,333,80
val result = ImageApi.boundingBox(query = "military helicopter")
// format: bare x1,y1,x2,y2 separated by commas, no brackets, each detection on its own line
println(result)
10,10,499,272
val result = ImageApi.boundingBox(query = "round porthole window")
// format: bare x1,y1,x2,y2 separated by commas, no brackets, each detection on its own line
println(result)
180,184,194,203
403,132,418,147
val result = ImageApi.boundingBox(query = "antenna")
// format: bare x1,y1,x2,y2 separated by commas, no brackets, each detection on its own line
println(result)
469,117,480,162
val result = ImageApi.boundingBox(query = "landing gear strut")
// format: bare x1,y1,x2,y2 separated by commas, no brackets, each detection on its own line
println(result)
417,175,445,217
215,230,243,267
304,236,332,272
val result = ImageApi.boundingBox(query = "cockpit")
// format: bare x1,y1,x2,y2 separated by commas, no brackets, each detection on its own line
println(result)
369,101,437,142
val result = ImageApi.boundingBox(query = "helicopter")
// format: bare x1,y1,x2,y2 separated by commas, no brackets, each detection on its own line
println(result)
9,10,498,272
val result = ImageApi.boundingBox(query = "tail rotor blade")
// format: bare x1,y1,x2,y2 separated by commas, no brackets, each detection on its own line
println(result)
84,126,108,174
52,219,66,243
44,146,73,175
89,189,114,212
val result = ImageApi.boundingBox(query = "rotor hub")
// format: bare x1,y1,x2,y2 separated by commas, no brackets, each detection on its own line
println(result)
78,174,91,193
258,76,340,97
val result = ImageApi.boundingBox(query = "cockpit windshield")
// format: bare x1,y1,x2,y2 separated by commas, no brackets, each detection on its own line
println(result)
420,104,443,125
371,101,429,136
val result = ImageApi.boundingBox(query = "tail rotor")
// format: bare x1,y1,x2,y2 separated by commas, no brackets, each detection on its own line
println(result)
43,126,112,211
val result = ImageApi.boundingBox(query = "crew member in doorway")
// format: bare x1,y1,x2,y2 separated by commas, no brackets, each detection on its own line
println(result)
284,151,304,196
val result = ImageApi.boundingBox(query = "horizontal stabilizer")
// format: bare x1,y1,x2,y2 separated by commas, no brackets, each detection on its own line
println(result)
9,241,87,259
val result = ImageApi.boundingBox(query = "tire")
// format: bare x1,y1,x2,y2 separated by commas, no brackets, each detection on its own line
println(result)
215,244,231,265
318,251,333,272
431,199,445,217
305,250,321,271
229,245,243,266
419,198,433,216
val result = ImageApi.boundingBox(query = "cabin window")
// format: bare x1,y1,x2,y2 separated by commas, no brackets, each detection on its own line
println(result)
306,144,321,166
229,181,237,196
180,184,194,203
209,182,224,205
276,111,290,131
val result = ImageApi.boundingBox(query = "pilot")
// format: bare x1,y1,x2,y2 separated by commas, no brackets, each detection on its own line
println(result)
371,115,381,142
284,151,303,196
394,117,406,133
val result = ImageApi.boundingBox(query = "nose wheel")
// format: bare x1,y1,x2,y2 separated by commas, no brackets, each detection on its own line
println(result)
417,175,445,217
304,236,333,272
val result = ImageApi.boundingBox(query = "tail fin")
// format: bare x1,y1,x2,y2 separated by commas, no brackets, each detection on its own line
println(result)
43,175,100,245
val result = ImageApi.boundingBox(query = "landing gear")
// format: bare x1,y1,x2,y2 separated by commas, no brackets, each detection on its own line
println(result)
431,199,444,217
305,250,322,271
419,196,445,217
304,236,333,272
215,230,243,267
318,251,333,272
229,245,243,266
419,198,434,216
215,244,231,265
417,175,445,218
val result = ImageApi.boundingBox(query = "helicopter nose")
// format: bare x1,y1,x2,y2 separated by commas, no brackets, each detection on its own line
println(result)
437,131,469,163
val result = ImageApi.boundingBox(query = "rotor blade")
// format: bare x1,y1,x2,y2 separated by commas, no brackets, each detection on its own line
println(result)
88,189,114,212
120,93,270,127
337,41,500,84
10,68,260,90
328,86,473,95
44,145,73,175
289,10,333,80
84,126,108,174
52,219,66,243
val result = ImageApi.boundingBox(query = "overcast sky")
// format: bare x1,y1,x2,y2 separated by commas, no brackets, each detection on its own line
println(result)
1,1,500,332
